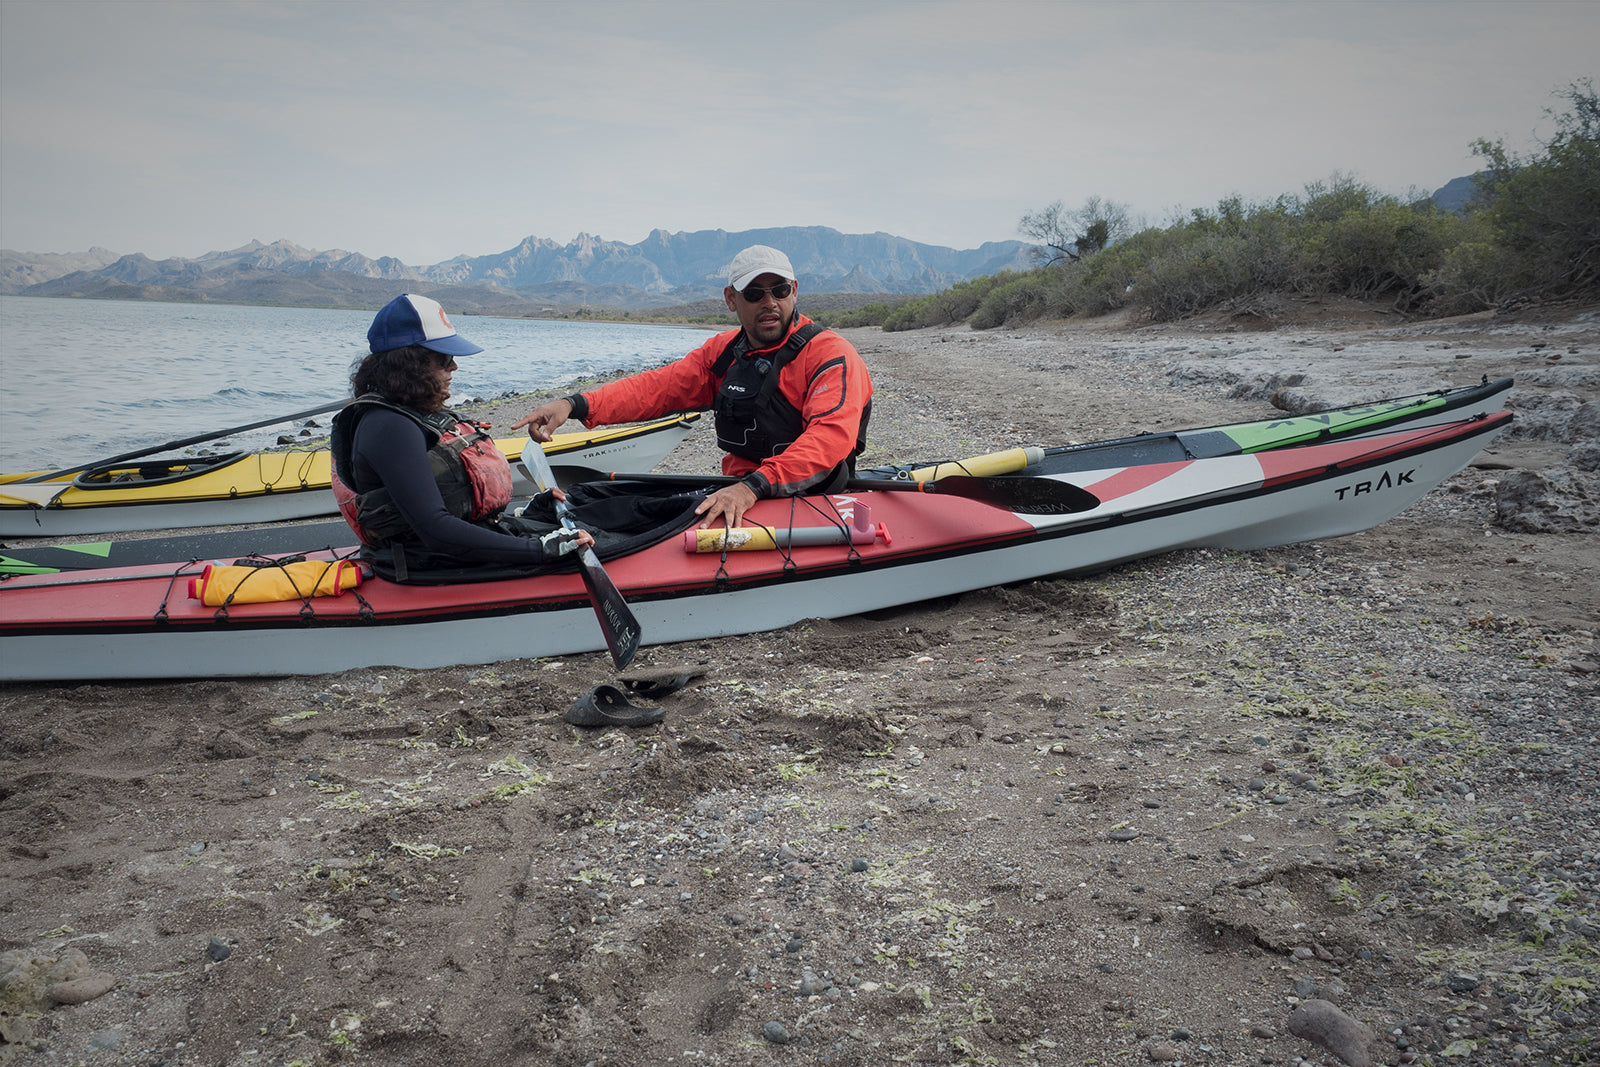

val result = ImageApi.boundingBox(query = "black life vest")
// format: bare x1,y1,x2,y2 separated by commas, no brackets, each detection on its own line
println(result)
329,395,514,549
710,323,870,479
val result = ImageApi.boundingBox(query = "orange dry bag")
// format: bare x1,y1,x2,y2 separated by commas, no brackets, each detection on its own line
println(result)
188,559,364,606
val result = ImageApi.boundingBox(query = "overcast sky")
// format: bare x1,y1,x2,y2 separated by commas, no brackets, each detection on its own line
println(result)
1,0,1594,265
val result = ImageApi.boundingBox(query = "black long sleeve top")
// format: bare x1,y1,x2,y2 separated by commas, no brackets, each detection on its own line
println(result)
347,407,548,565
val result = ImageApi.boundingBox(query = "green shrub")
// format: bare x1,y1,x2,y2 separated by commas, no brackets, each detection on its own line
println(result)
1290,180,1466,308
878,273,1030,331
1423,238,1515,315
1042,244,1145,318
809,302,899,328
970,275,1050,329
881,298,932,332
877,80,1594,331
1470,79,1600,299
931,273,1019,324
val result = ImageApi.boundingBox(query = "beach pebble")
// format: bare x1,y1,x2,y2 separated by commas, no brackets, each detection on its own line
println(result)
48,972,117,1005
88,1029,125,1051
1,947,96,1012
1288,998,1376,1067
0,1016,35,1044
207,728,257,760
761,1020,791,1044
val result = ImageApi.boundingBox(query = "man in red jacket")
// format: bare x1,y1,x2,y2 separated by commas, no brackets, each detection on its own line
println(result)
514,245,873,530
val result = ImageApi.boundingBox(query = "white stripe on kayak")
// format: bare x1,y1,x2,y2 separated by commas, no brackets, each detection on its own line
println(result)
0,483,68,507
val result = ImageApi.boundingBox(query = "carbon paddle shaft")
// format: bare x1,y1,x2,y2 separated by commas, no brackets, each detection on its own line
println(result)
547,466,1101,516
23,399,348,484
521,451,642,670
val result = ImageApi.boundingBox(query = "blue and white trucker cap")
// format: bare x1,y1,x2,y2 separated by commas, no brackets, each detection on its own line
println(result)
367,294,483,357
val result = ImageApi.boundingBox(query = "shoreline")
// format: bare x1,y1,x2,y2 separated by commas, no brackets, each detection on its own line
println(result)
2,303,1596,1066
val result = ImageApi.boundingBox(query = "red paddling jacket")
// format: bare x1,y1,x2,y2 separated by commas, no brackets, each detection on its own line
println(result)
572,315,872,497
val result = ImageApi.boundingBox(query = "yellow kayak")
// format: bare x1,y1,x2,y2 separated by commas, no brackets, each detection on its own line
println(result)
0,414,700,536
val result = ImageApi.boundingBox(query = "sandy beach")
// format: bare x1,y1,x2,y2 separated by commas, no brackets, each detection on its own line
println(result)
2,298,1596,1066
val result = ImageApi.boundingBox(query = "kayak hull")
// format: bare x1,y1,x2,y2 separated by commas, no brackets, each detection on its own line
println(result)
0,378,1513,575
0,415,700,536
0,412,1510,681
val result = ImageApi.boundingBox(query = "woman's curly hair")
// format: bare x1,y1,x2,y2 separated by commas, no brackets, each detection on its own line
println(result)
349,345,450,413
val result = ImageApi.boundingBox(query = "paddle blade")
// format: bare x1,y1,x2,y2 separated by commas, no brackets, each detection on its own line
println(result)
577,547,642,670
523,447,644,669
536,462,614,490
917,475,1100,515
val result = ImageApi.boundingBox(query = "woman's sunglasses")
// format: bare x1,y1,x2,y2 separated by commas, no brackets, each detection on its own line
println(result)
738,281,794,302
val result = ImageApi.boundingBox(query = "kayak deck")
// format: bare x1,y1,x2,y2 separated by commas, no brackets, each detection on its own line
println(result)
0,414,701,536
0,412,1511,680
0,378,1513,574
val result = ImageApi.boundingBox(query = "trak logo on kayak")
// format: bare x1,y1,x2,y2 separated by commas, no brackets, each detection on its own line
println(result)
1334,467,1415,500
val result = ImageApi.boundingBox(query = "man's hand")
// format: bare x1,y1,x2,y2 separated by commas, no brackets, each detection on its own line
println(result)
512,398,575,443
694,482,758,530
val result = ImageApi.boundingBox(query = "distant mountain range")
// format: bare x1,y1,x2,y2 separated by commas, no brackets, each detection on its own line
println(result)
0,227,1038,313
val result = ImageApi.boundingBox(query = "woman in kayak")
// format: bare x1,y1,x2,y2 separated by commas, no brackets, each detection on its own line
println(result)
330,293,593,575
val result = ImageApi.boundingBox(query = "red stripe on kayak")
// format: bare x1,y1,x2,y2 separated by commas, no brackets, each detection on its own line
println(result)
1254,413,1511,487
1082,460,1192,501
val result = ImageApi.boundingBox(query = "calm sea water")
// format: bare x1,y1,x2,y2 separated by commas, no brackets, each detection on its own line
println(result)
0,296,714,472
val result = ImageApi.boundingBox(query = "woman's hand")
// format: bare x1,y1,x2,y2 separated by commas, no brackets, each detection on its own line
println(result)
538,526,594,558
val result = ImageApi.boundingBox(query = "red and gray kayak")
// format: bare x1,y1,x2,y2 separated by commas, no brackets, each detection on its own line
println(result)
0,411,1511,682
0,377,1511,576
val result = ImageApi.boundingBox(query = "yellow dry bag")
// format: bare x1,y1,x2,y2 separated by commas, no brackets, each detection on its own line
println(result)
188,559,364,606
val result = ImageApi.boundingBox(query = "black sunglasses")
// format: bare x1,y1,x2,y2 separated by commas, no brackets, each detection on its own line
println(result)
737,281,794,302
